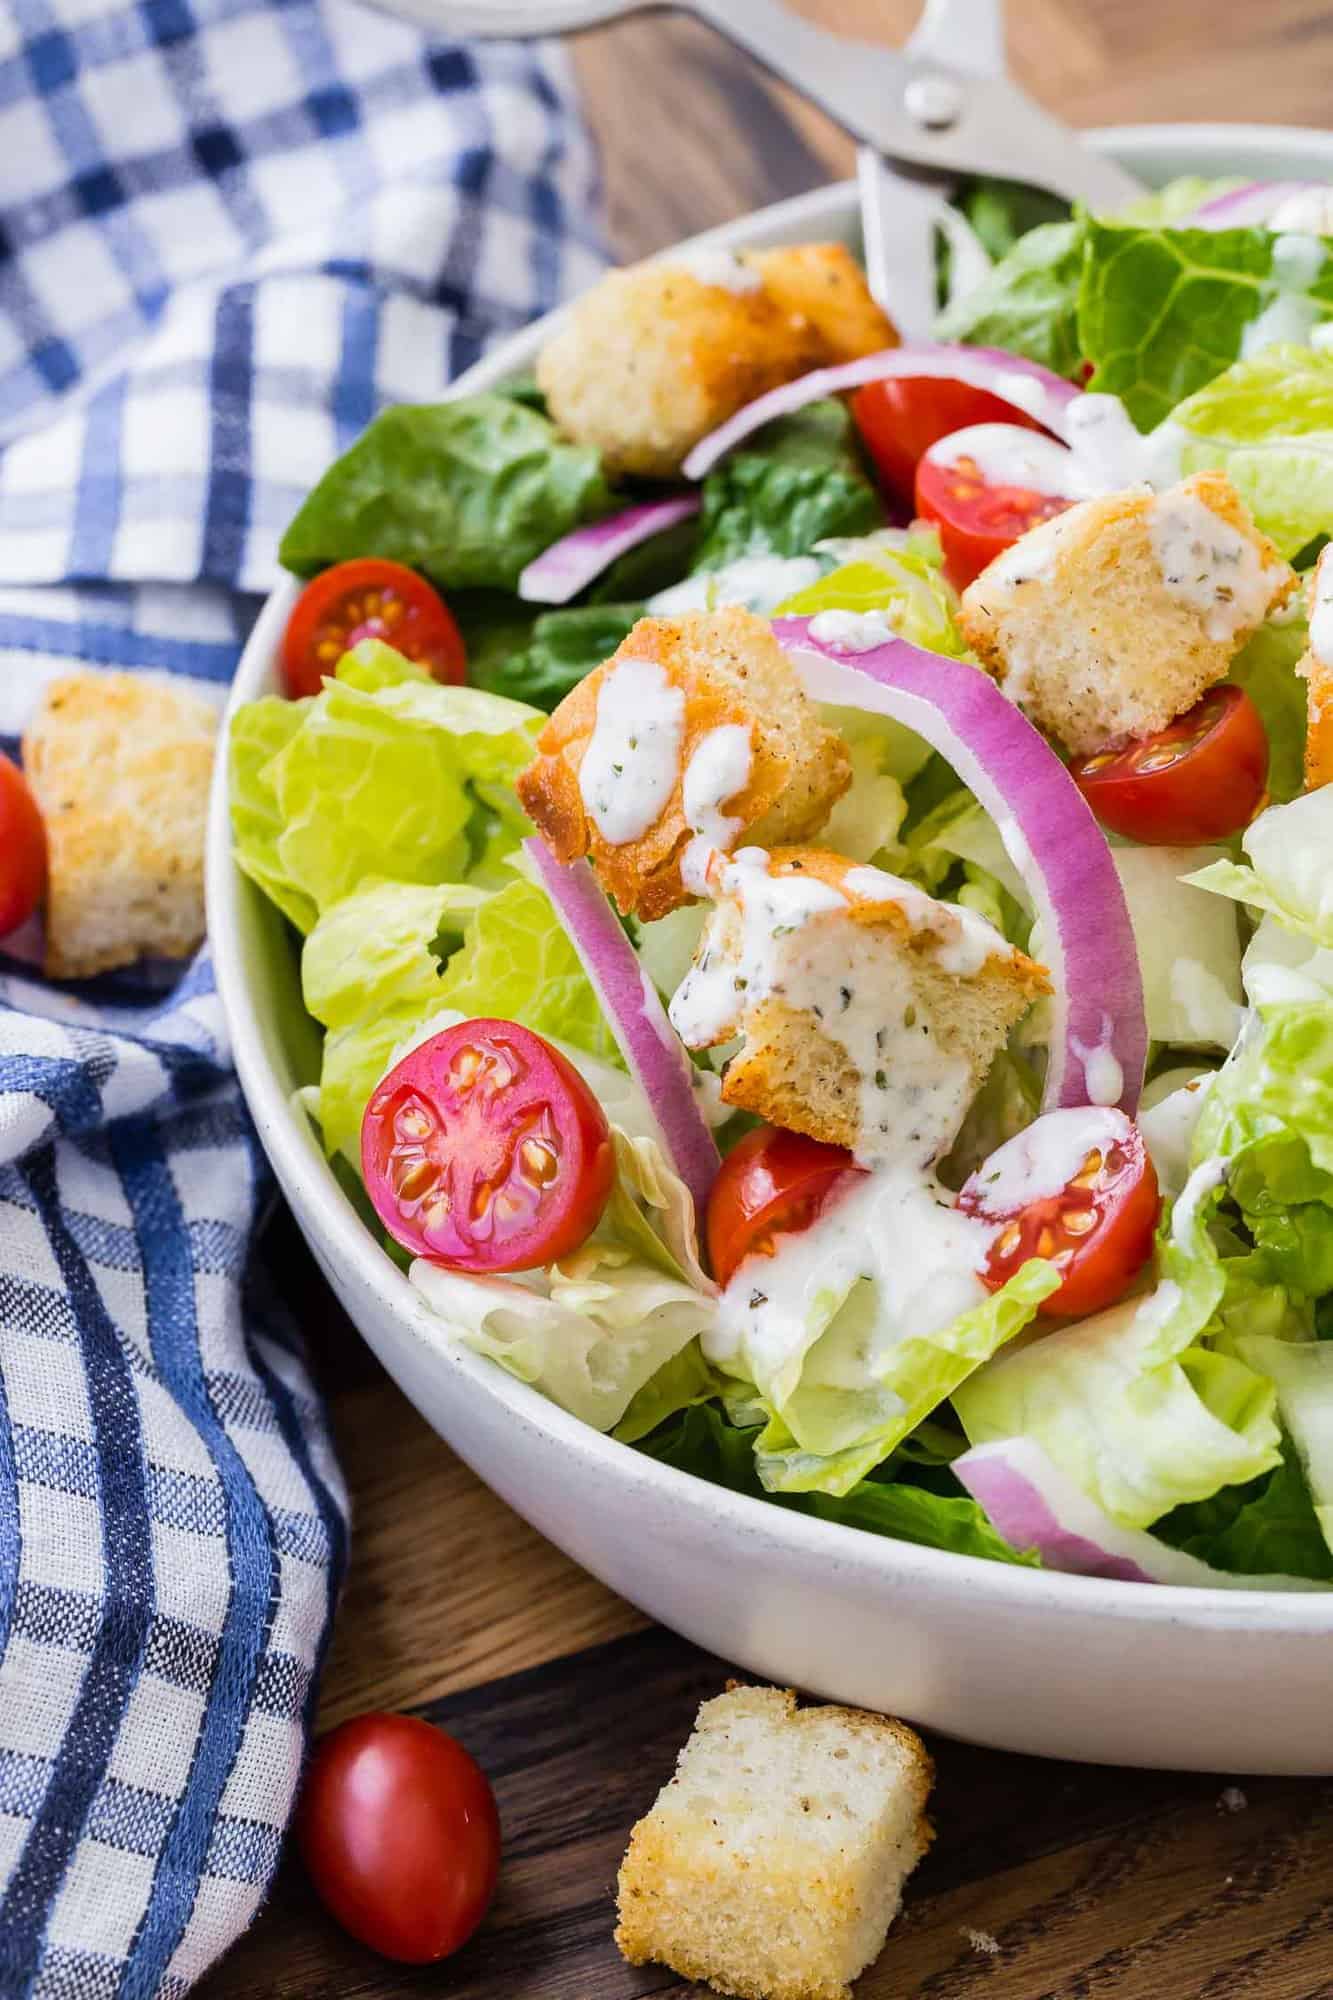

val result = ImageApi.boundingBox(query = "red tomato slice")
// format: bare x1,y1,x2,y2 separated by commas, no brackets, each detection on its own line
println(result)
282,557,466,699
0,756,46,938
706,1123,860,1289
958,1106,1160,1321
361,1018,614,1273
1069,684,1269,845
851,377,1044,512
298,1712,500,1964
915,448,1073,590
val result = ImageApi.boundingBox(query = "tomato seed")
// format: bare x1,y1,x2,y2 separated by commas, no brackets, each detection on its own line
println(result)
996,1223,1023,1258
521,1139,558,1186
395,1100,434,1142
393,1157,438,1205
1063,1206,1098,1237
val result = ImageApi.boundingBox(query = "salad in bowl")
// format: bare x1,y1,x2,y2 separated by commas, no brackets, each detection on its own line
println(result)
229,170,1333,1596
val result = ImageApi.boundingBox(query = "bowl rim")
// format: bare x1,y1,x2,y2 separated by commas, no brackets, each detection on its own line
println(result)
206,119,1333,1632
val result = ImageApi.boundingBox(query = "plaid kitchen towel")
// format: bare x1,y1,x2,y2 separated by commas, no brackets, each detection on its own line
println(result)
0,1,606,1992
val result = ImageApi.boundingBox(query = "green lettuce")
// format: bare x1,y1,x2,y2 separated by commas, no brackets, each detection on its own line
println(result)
935,220,1084,378
279,393,612,591
228,696,318,933
1236,1336,1333,1556
692,400,881,572
1115,177,1247,226
1109,845,1244,1052
1171,345,1333,557
245,650,540,919
468,601,643,710
1229,612,1310,805
775,533,968,660
1078,222,1333,429
634,1402,1038,1564
1153,1438,1333,1581
1188,787,1333,945
430,874,621,1067
951,177,1071,260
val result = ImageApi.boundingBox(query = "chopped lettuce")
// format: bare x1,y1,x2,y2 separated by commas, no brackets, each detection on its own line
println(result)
775,531,969,660
239,648,540,920
1079,221,1333,430
1172,344,1333,557
1153,1438,1333,1581
463,599,644,712
1110,845,1244,1052
935,220,1084,378
1229,611,1310,805
228,696,318,933
1188,787,1333,945
409,1127,715,1433
692,400,881,572
634,1401,1038,1564
279,393,612,591
1236,1336,1333,1556
430,875,621,1067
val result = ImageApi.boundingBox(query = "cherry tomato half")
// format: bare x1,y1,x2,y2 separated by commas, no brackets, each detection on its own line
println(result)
281,558,466,699
915,448,1073,591
706,1123,860,1289
0,756,46,938
298,1712,500,1964
1069,684,1269,845
851,377,1044,512
958,1106,1160,1321
362,1018,615,1273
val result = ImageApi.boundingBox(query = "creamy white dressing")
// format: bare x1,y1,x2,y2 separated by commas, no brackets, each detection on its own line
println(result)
968,1104,1130,1211
703,1162,993,1394
924,421,1080,499
648,553,822,619
974,505,1075,593
1062,395,1183,493
1269,187,1333,233
674,246,764,295
679,723,753,895
1240,232,1327,358
1083,1046,1124,1108
578,655,685,846
1309,545,1333,669
807,608,897,652
669,848,1013,1167
1138,1071,1211,1199
1148,489,1277,643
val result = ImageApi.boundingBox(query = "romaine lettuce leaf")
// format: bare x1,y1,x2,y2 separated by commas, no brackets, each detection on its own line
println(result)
775,533,968,660
1109,844,1243,1052
634,1401,1038,1563
692,400,881,572
262,661,540,917
1152,1437,1333,1581
228,696,318,934
466,600,644,711
1078,221,1333,430
1171,344,1333,557
1188,788,1333,946
431,874,621,1067
279,393,612,591
1229,612,1310,805
935,220,1084,378
1235,1335,1333,1556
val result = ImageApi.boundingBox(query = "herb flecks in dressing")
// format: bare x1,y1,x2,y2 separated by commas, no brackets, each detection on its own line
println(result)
1148,490,1277,644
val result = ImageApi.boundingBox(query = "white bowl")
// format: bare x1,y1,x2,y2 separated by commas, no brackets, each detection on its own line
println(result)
207,125,1333,1775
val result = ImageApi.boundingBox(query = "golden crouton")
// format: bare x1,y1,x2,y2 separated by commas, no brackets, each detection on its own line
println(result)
669,847,1048,1167
535,244,896,480
616,1683,933,2000
959,471,1296,757
741,244,897,364
517,609,850,922
1298,546,1333,790
23,671,217,979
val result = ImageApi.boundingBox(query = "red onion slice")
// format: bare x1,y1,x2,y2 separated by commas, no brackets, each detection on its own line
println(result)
773,618,1146,1115
525,839,720,1217
955,1439,1325,1590
683,343,1083,481
518,496,701,605
1187,180,1327,230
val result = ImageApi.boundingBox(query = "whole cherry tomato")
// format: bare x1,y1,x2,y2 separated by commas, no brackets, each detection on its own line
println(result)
281,557,466,698
361,1018,615,1273
958,1106,1160,1321
0,755,46,938
706,1123,860,1289
298,1711,500,1964
1069,685,1268,845
915,439,1074,590
851,376,1045,512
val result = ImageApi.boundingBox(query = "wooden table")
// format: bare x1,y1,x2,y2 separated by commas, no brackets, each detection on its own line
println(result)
205,8,1333,1995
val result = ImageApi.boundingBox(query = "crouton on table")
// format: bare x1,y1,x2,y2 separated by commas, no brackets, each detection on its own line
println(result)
23,671,218,979
517,608,850,922
616,1683,933,2000
668,846,1048,1168
536,244,895,479
959,470,1295,757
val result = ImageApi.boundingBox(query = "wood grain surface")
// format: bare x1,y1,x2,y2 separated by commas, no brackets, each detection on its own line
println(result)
202,7,1333,1997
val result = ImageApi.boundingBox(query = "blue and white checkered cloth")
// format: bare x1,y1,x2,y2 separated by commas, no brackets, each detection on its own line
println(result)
0,2,606,1991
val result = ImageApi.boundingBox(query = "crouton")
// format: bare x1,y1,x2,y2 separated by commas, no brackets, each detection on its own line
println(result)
669,847,1048,1167
959,471,1296,757
615,1683,933,2000
517,609,850,922
740,244,897,364
1298,545,1333,789
535,244,896,480
23,671,217,979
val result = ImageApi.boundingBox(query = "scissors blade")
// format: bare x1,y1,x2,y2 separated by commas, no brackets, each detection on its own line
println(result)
857,147,941,339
